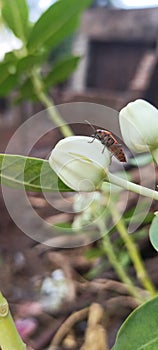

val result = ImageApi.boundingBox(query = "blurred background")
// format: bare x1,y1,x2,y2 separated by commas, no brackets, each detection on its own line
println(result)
1,0,158,128
0,1,158,349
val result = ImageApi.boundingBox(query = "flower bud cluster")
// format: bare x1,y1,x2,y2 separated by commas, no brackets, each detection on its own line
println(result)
49,99,158,191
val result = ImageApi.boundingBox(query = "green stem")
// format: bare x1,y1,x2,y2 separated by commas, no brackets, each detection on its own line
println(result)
0,292,26,350
101,233,144,303
108,173,158,200
31,70,73,138
109,205,156,297
98,222,144,302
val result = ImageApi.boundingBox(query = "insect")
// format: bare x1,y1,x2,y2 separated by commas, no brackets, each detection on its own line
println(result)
87,122,126,162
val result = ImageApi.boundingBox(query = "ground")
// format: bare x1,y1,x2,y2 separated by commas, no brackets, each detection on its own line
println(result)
0,125,158,350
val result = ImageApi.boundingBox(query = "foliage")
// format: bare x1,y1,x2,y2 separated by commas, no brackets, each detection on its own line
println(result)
149,215,158,251
0,2,158,349
0,154,71,192
113,296,158,350
0,0,92,101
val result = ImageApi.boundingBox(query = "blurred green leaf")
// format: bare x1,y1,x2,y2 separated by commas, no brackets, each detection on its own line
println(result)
17,54,47,74
18,55,80,99
27,0,92,53
54,222,72,229
0,55,19,96
49,35,74,63
3,51,18,64
117,250,130,268
0,62,12,86
113,296,158,350
85,261,107,280
0,74,18,97
130,228,147,240
44,15,79,51
85,247,103,260
1,0,29,42
124,200,154,226
124,211,154,226
149,215,158,251
18,78,37,101
0,154,72,192
44,55,80,89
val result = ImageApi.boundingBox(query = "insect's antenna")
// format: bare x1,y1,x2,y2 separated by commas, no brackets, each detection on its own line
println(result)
85,120,96,133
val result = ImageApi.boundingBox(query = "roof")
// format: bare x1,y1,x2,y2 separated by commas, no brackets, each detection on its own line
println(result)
81,8,158,42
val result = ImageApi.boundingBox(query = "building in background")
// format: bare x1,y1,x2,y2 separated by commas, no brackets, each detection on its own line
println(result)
66,6,158,110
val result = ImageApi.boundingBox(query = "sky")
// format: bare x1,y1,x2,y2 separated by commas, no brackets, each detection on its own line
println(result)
39,0,56,8
28,0,158,12
116,0,158,8
27,0,57,21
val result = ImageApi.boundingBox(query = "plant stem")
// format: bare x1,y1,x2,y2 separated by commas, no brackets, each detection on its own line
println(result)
109,205,156,297
108,173,158,200
101,233,144,303
98,222,144,302
0,292,26,350
31,70,73,138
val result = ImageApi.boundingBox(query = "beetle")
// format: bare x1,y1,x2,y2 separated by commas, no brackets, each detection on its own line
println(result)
86,121,126,162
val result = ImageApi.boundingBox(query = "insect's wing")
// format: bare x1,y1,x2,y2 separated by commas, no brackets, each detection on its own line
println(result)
111,144,126,162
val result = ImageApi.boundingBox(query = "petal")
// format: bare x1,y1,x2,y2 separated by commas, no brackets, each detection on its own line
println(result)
49,136,110,191
119,99,158,152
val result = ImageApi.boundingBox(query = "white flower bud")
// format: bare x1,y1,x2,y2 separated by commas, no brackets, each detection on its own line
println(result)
119,99,158,153
49,136,110,191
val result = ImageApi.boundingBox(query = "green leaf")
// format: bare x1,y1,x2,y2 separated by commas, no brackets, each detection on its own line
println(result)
17,54,47,74
0,63,12,86
85,261,107,280
0,55,18,96
113,297,158,350
0,74,18,97
44,15,79,51
18,55,80,100
85,247,103,260
149,216,158,251
124,210,154,226
3,51,18,64
17,78,37,101
27,0,92,53
0,59,17,82
55,222,72,229
0,154,72,192
44,55,80,88
1,0,29,42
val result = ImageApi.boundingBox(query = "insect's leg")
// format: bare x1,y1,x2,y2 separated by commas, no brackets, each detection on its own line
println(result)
102,145,107,153
88,136,96,144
